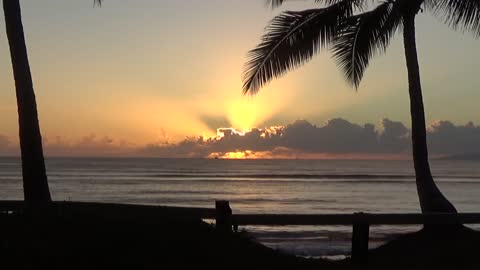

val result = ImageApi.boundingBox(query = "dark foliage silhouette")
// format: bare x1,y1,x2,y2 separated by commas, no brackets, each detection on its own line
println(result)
243,0,480,213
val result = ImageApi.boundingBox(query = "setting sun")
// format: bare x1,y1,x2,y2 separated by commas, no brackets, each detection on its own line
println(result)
228,100,258,132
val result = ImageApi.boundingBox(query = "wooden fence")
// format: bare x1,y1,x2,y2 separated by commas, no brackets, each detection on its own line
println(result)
2,200,480,263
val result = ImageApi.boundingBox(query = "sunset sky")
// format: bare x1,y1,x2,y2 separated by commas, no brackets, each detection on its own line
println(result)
0,0,479,158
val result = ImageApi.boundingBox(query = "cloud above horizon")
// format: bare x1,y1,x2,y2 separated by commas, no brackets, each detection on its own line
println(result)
1,118,479,158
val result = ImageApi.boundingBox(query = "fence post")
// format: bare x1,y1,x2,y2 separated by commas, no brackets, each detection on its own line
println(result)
215,200,232,233
352,212,370,264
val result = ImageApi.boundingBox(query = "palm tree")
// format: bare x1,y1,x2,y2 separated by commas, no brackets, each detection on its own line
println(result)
243,0,479,213
3,0,51,203
2,0,103,204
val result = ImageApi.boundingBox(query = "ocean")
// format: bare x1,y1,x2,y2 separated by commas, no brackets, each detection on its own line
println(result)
1,157,479,257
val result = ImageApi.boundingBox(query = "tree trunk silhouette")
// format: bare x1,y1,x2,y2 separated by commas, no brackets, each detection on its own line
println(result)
3,0,51,203
402,14,456,214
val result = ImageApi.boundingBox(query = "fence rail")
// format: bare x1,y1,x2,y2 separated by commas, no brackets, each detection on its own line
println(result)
232,213,480,225
1,200,480,263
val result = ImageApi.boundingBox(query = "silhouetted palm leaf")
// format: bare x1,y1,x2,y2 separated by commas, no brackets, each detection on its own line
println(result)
331,1,403,87
429,0,480,37
266,0,370,9
266,0,287,9
243,0,368,94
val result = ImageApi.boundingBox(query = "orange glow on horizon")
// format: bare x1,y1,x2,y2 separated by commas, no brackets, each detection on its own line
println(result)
208,149,410,160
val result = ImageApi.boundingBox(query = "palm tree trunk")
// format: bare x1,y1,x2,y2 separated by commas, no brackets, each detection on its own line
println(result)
402,14,455,213
3,0,51,203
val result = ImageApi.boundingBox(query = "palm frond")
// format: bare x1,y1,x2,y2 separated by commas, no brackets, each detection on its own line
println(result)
331,1,403,88
243,0,368,94
429,0,480,37
265,0,288,9
94,0,102,7
318,0,371,10
266,0,369,9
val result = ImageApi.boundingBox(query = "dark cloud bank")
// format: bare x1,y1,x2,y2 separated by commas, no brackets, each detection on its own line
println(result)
1,118,479,158
140,118,480,159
